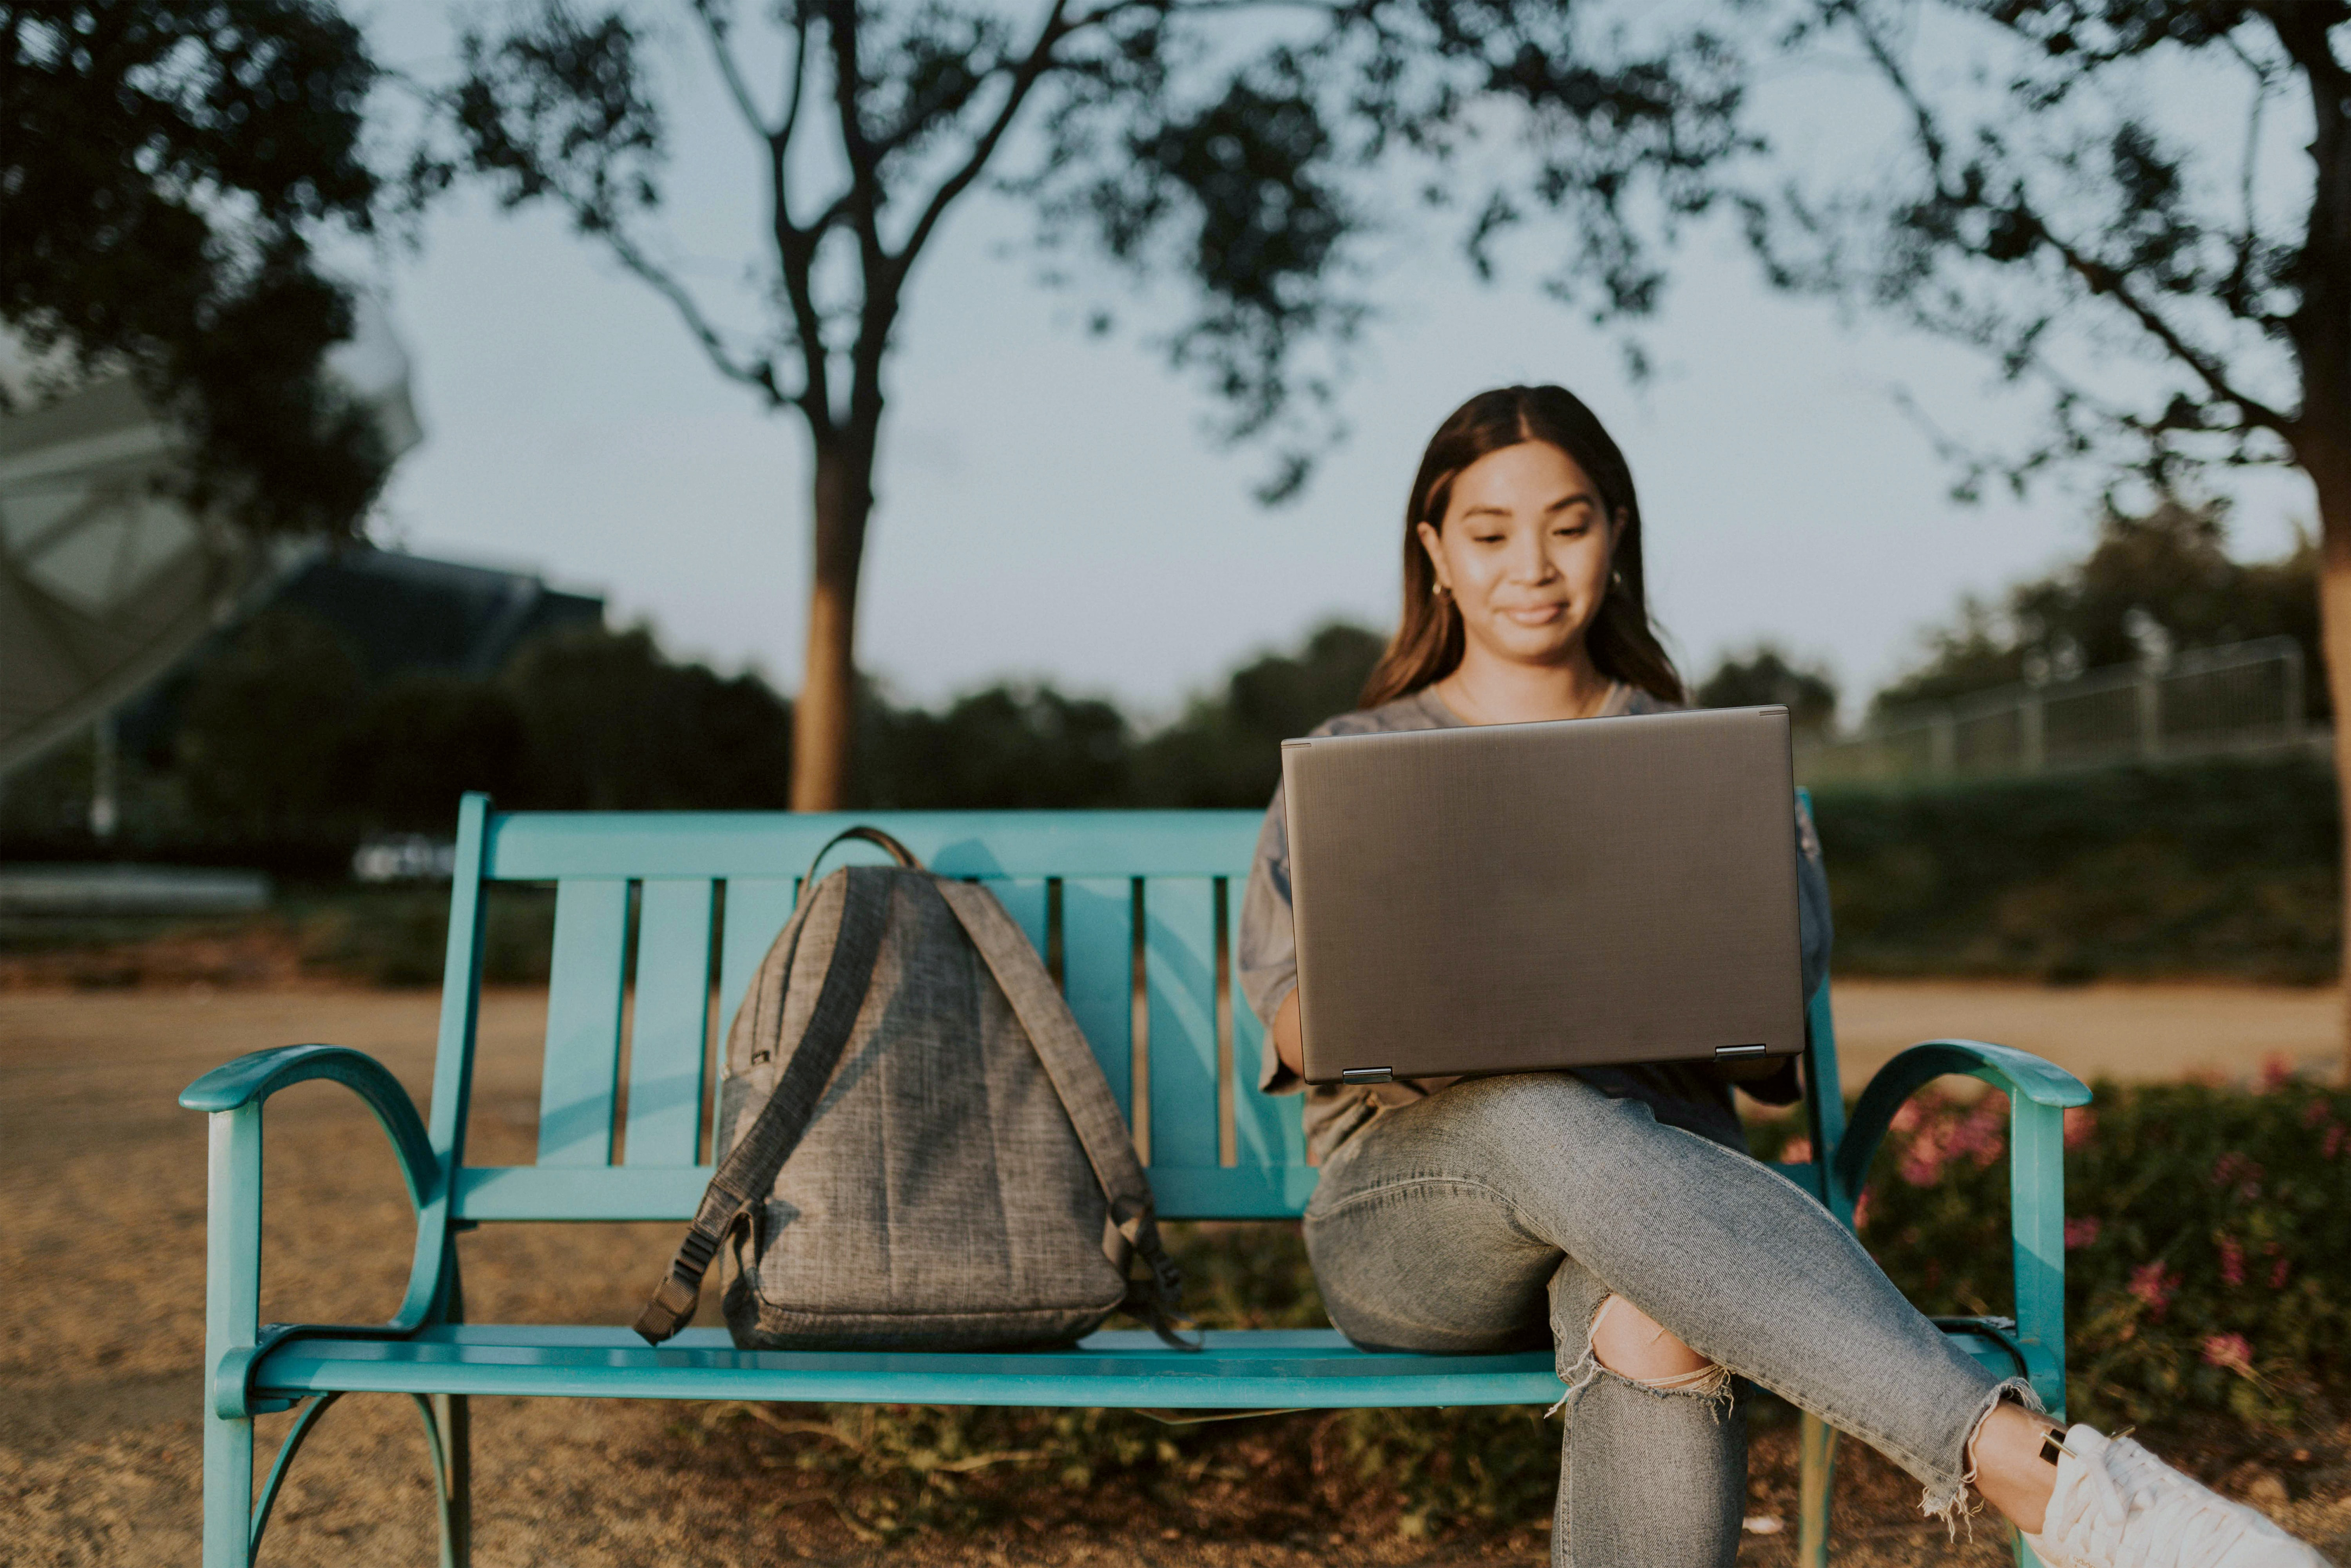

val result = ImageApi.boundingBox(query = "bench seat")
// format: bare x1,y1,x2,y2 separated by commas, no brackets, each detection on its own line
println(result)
259,1323,2034,1411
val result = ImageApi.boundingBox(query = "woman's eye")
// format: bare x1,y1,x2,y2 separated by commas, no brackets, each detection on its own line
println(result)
1553,523,1589,539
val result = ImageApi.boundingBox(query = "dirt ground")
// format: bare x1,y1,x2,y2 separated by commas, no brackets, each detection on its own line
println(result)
3,983,2345,1566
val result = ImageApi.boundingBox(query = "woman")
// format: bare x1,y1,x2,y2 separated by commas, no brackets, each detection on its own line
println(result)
1237,386,2322,1568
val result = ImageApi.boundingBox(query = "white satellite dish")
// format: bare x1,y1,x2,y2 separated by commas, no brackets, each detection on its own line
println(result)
0,297,422,781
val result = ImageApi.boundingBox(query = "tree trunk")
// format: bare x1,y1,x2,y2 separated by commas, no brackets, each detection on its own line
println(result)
790,433,876,811
2314,449,2351,1082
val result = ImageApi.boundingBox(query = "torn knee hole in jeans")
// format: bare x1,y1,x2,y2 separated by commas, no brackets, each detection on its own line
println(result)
1550,1295,1735,1418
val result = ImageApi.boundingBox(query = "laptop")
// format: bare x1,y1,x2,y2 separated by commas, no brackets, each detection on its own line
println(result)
1280,705,1804,1086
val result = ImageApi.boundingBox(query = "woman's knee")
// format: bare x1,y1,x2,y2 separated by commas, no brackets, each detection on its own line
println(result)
1589,1295,1716,1384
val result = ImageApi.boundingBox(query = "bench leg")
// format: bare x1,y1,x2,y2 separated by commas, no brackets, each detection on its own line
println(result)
432,1242,471,1568
432,1394,471,1568
1798,1410,1838,1567
204,1405,255,1568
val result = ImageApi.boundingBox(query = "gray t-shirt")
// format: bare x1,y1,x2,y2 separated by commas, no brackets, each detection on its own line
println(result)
1238,684,1833,1166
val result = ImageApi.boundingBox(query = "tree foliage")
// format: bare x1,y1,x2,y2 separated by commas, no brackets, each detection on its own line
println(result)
0,0,393,534
1694,645,1839,736
1134,621,1386,806
859,683,1133,809
1753,1,2348,507
1873,498,2320,714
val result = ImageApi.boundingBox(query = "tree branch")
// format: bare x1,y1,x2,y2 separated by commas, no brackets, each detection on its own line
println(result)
687,0,774,139
826,0,886,259
601,223,790,406
1842,0,2295,437
2029,211,2293,434
893,0,1074,272
777,0,813,180
1840,1,1947,174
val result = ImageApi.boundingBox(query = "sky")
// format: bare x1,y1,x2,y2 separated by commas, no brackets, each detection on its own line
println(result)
352,2,2318,727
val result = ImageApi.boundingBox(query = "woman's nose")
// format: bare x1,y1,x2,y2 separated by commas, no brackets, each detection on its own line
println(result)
1507,531,1555,582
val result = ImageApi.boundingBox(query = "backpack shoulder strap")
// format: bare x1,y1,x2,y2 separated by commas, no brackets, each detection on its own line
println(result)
634,865,892,1345
934,878,1199,1351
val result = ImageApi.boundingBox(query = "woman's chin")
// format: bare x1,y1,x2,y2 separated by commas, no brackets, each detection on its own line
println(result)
1475,626,1586,665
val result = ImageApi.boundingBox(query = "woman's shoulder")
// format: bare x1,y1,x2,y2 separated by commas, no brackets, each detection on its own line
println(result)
1309,689,1455,738
1621,686,1686,717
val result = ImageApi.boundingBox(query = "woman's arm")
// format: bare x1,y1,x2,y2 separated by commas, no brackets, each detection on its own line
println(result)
1271,989,1304,1078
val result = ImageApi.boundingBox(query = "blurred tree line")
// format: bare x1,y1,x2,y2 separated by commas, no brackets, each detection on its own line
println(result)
1873,501,2323,720
2,494,2318,870
0,612,1393,867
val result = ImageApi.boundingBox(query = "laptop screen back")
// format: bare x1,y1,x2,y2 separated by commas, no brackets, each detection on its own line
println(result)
1281,706,1804,1085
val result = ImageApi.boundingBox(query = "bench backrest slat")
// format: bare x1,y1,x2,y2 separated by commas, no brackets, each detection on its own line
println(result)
537,878,632,1166
994,877,1052,966
716,878,800,1036
1231,902,1305,1170
1061,877,1137,1125
1144,878,1221,1169
624,878,716,1165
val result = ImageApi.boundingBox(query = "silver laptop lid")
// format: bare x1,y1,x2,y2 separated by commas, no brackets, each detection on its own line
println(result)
1281,705,1803,1086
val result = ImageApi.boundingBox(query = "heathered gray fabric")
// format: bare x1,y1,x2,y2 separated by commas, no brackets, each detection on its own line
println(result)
714,869,1151,1351
1239,684,1833,1165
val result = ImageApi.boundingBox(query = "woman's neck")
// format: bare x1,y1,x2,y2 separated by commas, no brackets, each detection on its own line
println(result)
1435,647,1616,726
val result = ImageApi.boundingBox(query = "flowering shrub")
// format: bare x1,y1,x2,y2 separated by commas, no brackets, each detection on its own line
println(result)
1752,1074,2351,1429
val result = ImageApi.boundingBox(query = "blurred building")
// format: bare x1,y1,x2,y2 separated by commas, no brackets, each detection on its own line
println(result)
109,543,608,766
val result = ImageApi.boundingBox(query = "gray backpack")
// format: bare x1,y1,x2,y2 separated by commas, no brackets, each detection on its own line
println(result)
634,829,1192,1352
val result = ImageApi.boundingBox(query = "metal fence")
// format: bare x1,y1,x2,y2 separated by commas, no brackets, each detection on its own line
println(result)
1797,636,2319,787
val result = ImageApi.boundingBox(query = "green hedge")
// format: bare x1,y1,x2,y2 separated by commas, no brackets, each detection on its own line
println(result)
1811,755,2342,982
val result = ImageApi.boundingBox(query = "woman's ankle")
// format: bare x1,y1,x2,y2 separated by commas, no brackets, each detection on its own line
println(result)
1968,1400,2063,1534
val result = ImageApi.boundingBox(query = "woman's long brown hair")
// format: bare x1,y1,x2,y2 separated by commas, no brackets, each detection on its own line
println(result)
1358,384,1684,710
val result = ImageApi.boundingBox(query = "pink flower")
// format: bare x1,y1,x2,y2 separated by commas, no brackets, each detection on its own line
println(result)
2259,1054,2295,1092
2128,1261,2177,1320
2201,1333,2253,1376
2212,1152,2264,1200
2304,1101,2331,1128
1851,1190,1874,1231
1780,1137,1813,1165
1954,1099,2007,1168
2325,1125,2345,1160
2063,1106,2097,1150
2217,1235,2245,1287
2065,1217,2102,1250
1891,1100,1925,1134
1899,1141,1950,1187
2269,1255,2291,1289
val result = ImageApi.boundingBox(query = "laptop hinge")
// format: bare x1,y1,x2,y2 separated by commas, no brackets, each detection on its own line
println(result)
1714,1043,1769,1059
1340,1066,1394,1086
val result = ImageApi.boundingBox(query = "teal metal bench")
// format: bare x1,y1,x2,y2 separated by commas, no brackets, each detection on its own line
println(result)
182,793,2090,1567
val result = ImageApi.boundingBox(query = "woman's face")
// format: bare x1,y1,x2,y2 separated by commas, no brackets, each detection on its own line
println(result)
1416,440,1621,670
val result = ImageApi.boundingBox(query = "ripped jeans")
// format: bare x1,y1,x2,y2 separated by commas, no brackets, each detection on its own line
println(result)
1302,1072,2025,1568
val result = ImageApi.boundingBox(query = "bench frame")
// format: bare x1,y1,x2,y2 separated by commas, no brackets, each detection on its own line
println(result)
182,793,2089,1567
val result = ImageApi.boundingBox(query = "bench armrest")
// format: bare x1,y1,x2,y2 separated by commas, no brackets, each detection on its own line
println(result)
182,1045,452,1418
1835,1039,2089,1416
182,1044,439,1210
1833,1039,2090,1206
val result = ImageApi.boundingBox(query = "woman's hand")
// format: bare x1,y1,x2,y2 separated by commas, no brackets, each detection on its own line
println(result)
1272,989,1305,1078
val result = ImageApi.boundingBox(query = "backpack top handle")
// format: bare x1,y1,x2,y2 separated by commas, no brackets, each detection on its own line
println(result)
803,825,926,888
